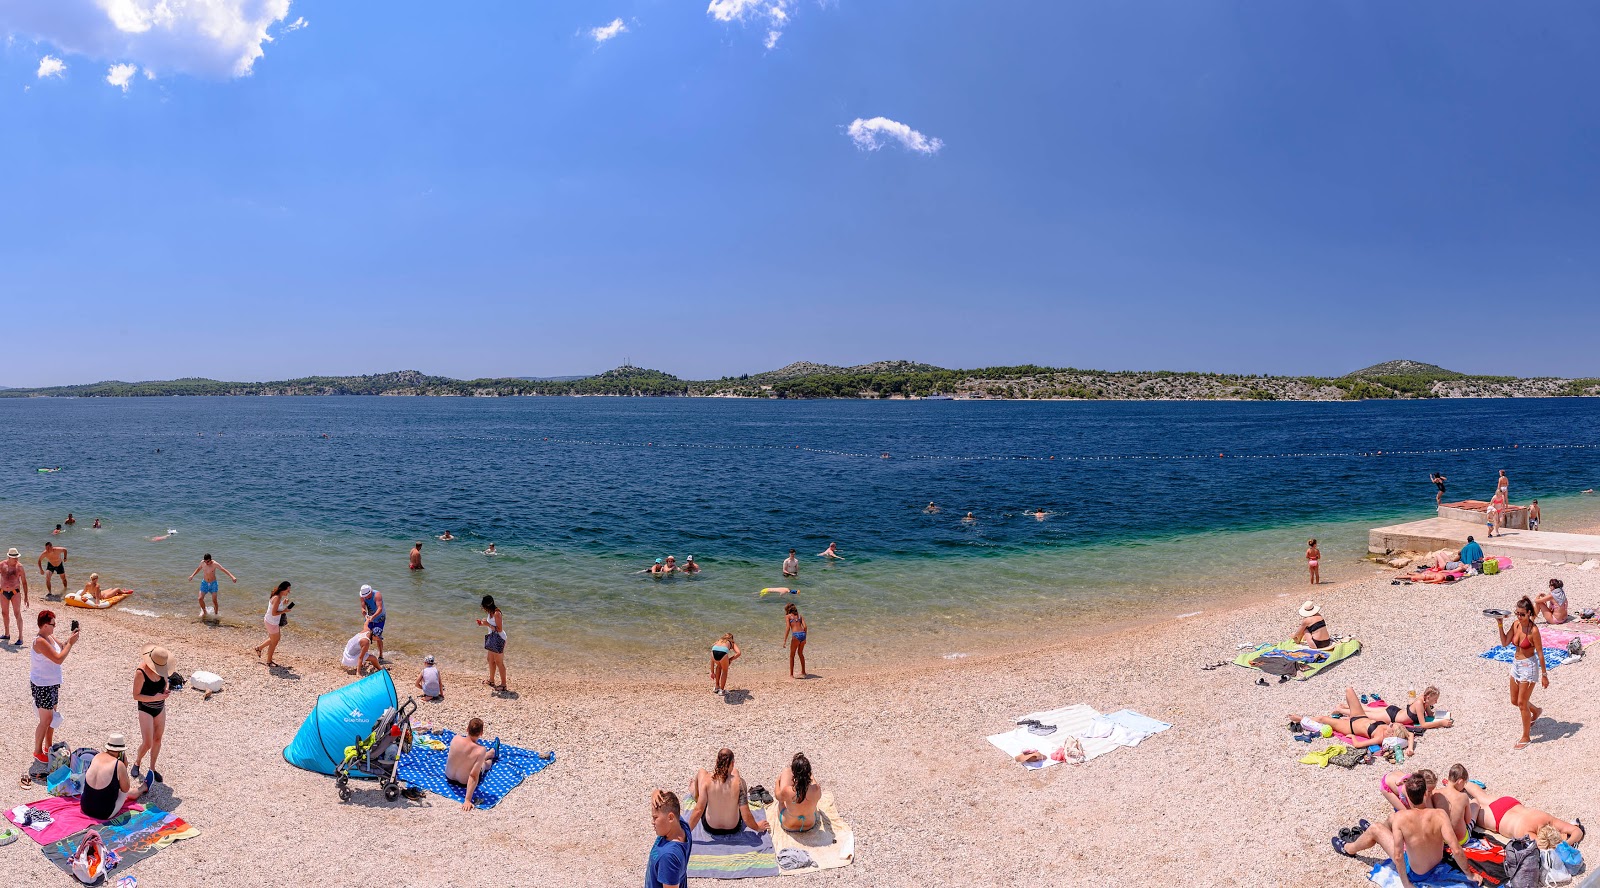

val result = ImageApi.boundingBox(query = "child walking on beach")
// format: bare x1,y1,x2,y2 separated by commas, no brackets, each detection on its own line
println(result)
1306,539,1321,585
783,604,808,679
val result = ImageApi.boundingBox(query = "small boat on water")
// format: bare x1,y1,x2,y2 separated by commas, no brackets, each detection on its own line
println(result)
922,393,955,401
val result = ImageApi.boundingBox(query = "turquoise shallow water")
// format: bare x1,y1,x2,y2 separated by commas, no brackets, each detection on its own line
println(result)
2,396,1598,668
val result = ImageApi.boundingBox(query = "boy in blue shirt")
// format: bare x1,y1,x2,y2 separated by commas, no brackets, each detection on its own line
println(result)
647,790,693,888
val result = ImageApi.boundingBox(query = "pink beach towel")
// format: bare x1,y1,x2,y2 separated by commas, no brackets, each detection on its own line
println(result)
5,795,139,845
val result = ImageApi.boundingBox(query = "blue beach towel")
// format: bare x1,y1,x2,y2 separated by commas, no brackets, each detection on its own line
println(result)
1479,646,1571,670
396,730,555,809
1366,859,1476,887
1103,709,1173,736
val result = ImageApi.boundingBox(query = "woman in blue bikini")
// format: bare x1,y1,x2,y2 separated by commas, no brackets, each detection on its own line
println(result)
774,752,821,833
782,604,808,679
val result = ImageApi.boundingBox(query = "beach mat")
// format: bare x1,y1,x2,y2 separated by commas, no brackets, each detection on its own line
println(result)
1234,638,1362,680
682,798,779,879
41,804,198,879
763,791,855,875
396,730,554,809
6,795,139,846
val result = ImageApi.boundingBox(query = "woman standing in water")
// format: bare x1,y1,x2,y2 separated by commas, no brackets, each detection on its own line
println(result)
782,603,808,679
1305,539,1321,585
477,595,509,692
254,581,292,666
709,633,741,695
1495,596,1547,750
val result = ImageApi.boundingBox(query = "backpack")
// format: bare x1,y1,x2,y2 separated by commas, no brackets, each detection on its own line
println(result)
69,829,117,885
1504,837,1543,888
1483,558,1501,575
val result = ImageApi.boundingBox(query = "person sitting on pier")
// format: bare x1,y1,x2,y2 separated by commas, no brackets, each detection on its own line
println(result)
1293,602,1334,651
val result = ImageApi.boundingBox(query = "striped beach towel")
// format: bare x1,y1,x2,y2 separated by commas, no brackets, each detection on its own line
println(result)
682,799,779,879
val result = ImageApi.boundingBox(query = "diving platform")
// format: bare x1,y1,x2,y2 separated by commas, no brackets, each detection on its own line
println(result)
1369,516,1600,564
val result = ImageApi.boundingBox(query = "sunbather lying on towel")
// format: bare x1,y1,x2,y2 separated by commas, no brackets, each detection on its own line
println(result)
1332,686,1454,730
1333,775,1484,886
1462,781,1586,846
689,748,767,835
1290,688,1415,755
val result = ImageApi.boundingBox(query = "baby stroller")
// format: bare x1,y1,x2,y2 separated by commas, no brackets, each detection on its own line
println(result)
335,697,417,802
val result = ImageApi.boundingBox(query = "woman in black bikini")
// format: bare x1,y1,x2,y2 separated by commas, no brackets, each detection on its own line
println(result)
1332,686,1454,729
1293,602,1333,650
1290,687,1415,755
132,645,172,784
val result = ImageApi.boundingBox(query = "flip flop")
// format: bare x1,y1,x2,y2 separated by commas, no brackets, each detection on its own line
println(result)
1513,741,1530,750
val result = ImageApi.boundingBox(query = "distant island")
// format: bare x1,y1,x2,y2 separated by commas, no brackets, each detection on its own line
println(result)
1,359,1596,400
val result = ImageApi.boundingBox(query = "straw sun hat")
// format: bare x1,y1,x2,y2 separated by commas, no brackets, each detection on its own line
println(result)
140,644,173,677
1298,602,1322,618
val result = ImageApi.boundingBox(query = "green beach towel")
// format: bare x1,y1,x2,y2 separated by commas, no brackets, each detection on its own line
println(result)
1233,638,1361,681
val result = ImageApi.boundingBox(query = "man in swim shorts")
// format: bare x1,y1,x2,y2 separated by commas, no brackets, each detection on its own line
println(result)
0,548,28,644
445,717,497,812
1529,499,1540,531
37,542,68,599
782,550,798,578
1334,775,1482,884
410,542,424,570
359,584,387,661
187,554,238,618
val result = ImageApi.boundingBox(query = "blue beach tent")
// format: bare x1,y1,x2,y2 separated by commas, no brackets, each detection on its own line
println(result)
283,670,398,775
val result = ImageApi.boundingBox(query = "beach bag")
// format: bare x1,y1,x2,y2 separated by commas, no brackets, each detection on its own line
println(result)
1504,837,1543,888
1540,848,1572,885
1556,842,1582,870
69,829,109,884
1328,748,1365,769
1483,558,1501,575
1252,656,1300,677
1050,737,1085,764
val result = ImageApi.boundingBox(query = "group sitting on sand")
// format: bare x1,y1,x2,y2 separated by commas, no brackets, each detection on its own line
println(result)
1332,762,1584,883
683,747,822,836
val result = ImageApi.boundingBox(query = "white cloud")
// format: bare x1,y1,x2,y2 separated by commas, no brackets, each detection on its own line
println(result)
282,15,307,32
707,0,794,48
589,17,626,44
846,117,944,155
36,54,66,78
0,0,294,80
105,61,137,91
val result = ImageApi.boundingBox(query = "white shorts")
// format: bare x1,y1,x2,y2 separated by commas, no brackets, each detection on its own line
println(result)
1511,657,1539,684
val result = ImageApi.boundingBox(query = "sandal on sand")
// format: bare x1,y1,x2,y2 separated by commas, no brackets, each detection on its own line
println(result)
1200,662,1228,671
1256,677,1269,686
1513,740,1530,750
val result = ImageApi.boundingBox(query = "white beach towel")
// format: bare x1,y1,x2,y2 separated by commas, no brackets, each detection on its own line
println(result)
1103,709,1173,746
988,704,1121,768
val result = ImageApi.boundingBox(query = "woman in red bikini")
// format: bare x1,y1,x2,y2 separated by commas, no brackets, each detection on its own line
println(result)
1495,596,1547,749
1462,781,1585,846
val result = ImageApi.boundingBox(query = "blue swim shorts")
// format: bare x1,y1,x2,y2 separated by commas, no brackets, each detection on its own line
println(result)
200,580,218,594
367,615,385,639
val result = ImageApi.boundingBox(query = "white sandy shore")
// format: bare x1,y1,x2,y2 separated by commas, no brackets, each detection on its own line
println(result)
0,547,1594,886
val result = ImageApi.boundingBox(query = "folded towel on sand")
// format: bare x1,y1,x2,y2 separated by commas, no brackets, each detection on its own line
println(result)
1103,709,1173,744
1234,639,1362,680
6,796,138,845
1479,645,1571,670
1366,859,1477,886
763,791,855,876
43,804,197,880
396,730,555,809
682,799,779,879
1541,627,1597,648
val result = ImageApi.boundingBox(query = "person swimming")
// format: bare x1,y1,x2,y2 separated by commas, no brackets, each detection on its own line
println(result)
438,531,455,541
923,502,940,514
818,543,842,560
963,512,975,522
483,543,499,556
681,555,700,575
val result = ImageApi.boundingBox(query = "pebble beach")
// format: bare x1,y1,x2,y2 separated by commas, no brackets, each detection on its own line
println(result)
1,530,1593,887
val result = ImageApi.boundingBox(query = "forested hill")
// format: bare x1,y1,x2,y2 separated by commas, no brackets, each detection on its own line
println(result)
2,361,1597,400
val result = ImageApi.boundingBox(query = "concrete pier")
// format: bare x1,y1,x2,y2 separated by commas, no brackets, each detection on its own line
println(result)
1369,516,1600,564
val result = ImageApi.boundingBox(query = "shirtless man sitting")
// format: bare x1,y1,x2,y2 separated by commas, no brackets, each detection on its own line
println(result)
1463,781,1586,846
1334,775,1482,887
688,748,767,836
444,718,497,812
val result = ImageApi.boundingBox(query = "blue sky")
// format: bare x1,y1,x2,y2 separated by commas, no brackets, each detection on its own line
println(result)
2,1,1597,386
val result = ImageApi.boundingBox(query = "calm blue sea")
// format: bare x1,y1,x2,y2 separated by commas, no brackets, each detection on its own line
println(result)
2,397,1598,667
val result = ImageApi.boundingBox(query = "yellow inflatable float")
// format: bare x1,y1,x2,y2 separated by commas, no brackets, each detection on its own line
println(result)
759,587,798,597
64,588,133,609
